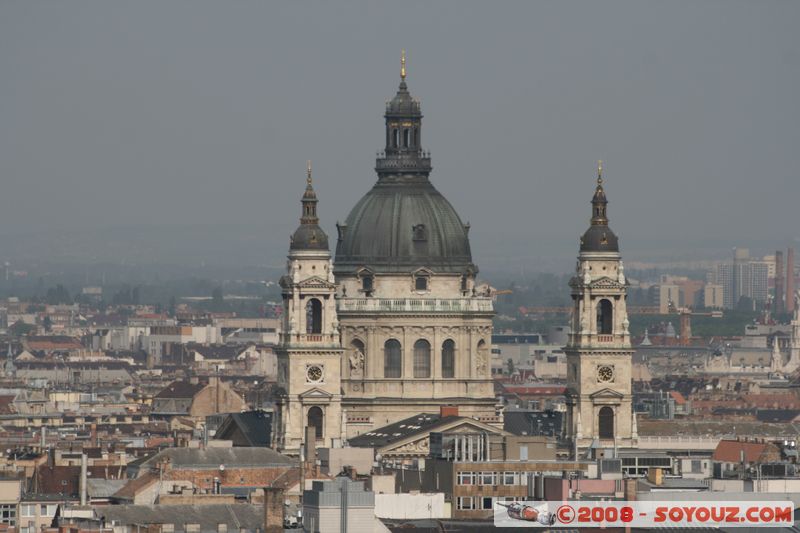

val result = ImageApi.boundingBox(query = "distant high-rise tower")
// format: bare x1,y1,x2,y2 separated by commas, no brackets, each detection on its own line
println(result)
775,250,785,314
565,162,636,452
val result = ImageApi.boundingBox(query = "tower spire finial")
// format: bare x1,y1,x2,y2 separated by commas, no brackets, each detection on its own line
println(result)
307,160,312,185
400,49,406,80
597,160,603,185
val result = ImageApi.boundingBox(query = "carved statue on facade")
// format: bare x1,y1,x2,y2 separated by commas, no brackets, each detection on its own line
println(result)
476,349,487,376
349,347,365,377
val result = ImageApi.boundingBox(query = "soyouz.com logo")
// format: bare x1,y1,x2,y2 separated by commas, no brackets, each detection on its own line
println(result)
494,500,793,528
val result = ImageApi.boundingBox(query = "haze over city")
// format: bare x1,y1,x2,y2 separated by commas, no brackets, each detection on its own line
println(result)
1,1,798,278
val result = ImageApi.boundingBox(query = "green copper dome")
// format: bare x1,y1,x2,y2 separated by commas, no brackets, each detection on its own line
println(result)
334,177,474,274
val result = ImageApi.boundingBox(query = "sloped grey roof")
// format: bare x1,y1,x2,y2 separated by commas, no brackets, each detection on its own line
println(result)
216,411,273,447
87,478,126,498
96,504,265,532
140,447,291,469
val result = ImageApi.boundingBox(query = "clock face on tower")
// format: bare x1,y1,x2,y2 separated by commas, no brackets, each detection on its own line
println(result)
597,365,615,383
306,365,324,383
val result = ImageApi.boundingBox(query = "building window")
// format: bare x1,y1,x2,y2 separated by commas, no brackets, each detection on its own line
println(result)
0,504,16,526
307,406,324,439
482,497,494,510
457,497,474,510
413,339,431,378
393,129,399,148
413,224,427,241
20,505,36,518
384,339,402,378
457,472,475,485
361,275,374,293
306,298,322,334
479,472,497,486
598,406,614,439
503,472,518,485
403,128,410,148
691,460,702,473
597,299,613,335
442,340,455,378
415,276,428,291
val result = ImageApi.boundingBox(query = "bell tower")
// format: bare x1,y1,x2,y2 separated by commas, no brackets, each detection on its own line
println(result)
565,162,636,452
274,162,344,453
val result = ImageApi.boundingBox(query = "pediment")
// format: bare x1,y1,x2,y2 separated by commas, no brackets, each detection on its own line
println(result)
589,387,625,399
588,276,624,290
296,276,336,289
299,387,333,400
380,417,509,456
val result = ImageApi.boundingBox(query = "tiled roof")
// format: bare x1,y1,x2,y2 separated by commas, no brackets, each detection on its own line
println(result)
215,411,272,447
712,439,769,463
95,504,265,531
349,413,449,448
112,472,158,500
139,447,291,469
155,381,205,399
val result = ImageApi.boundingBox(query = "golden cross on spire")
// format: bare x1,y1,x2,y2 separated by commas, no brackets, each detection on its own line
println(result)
400,49,406,80
597,160,603,185
306,160,312,185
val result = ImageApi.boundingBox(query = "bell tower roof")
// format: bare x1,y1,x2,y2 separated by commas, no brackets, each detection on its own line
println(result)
580,161,619,253
290,161,329,251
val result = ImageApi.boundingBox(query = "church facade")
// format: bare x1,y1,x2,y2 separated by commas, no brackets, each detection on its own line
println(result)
274,58,499,453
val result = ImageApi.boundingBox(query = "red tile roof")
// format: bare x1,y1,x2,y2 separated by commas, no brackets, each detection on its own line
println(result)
712,439,769,463
669,391,687,405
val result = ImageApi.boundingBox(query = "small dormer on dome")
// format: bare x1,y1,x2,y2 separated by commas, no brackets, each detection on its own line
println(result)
290,161,329,251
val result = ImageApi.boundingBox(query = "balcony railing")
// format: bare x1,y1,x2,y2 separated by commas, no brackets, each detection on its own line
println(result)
597,334,614,343
337,297,494,314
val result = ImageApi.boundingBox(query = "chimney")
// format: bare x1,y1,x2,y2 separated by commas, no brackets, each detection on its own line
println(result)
263,487,285,533
305,426,317,474
80,453,88,506
440,405,459,418
788,248,796,315
776,250,785,314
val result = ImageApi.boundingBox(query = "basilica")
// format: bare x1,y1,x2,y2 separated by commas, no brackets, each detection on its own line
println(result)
273,56,633,455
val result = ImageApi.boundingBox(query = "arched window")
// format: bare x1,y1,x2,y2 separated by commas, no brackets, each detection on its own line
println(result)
415,276,428,291
362,275,374,293
598,406,614,439
306,298,322,334
307,406,323,439
597,299,613,335
403,129,410,148
384,339,402,378
393,129,399,148
442,340,455,378
413,339,431,378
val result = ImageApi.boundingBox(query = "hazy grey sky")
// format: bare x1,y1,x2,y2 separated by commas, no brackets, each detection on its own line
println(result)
1,1,798,271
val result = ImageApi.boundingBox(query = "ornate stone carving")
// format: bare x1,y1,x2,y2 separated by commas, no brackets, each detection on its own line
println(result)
349,346,365,377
